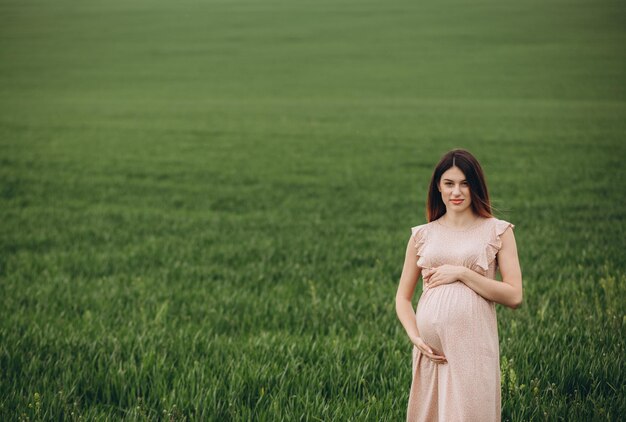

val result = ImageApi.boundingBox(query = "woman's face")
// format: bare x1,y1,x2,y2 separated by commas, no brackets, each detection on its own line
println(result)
438,166,472,213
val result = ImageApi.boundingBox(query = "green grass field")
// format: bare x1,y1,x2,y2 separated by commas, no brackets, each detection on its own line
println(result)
1,0,625,420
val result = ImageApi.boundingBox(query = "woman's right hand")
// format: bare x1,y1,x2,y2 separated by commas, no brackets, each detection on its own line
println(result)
411,336,447,364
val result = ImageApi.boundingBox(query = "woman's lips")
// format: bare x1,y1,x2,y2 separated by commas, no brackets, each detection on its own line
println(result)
450,199,464,204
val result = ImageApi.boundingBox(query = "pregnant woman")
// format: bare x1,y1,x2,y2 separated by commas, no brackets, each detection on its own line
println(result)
395,149,523,421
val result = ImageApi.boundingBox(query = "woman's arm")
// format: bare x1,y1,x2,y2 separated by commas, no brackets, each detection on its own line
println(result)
396,234,448,363
460,226,522,308
395,236,422,342
423,227,523,309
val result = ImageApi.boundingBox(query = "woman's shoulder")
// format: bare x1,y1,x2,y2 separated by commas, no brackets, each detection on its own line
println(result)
410,221,434,256
489,216,515,233
410,220,436,236
409,220,438,247
485,217,515,253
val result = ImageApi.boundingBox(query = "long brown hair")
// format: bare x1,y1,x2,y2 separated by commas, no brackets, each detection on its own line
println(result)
426,149,493,222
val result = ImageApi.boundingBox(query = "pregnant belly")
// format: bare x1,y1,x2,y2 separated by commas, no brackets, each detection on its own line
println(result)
416,281,495,356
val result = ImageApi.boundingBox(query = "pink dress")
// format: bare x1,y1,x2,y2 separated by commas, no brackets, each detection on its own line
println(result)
406,217,514,422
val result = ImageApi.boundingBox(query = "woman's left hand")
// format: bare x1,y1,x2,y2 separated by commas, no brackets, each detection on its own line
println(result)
422,265,465,288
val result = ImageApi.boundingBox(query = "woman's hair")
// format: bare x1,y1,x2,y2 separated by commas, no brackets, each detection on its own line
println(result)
426,149,493,222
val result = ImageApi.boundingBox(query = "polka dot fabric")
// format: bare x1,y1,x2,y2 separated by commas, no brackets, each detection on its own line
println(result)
406,217,514,422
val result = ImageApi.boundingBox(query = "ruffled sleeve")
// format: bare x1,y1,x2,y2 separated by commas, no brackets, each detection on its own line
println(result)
476,218,515,272
410,224,428,258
